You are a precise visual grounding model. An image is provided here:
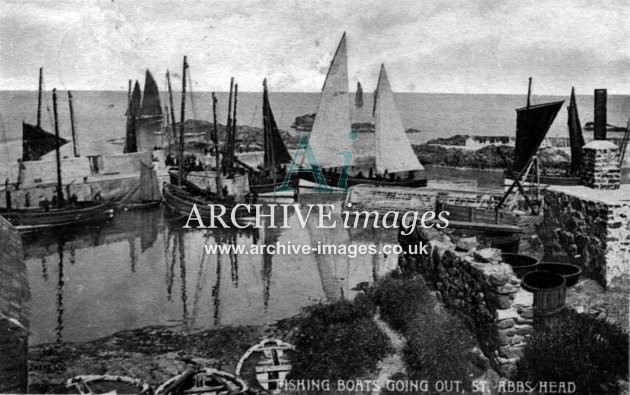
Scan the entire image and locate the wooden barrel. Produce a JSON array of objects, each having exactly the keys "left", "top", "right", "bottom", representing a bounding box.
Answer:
[{"left": 522, "top": 270, "right": 566, "bottom": 331}]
